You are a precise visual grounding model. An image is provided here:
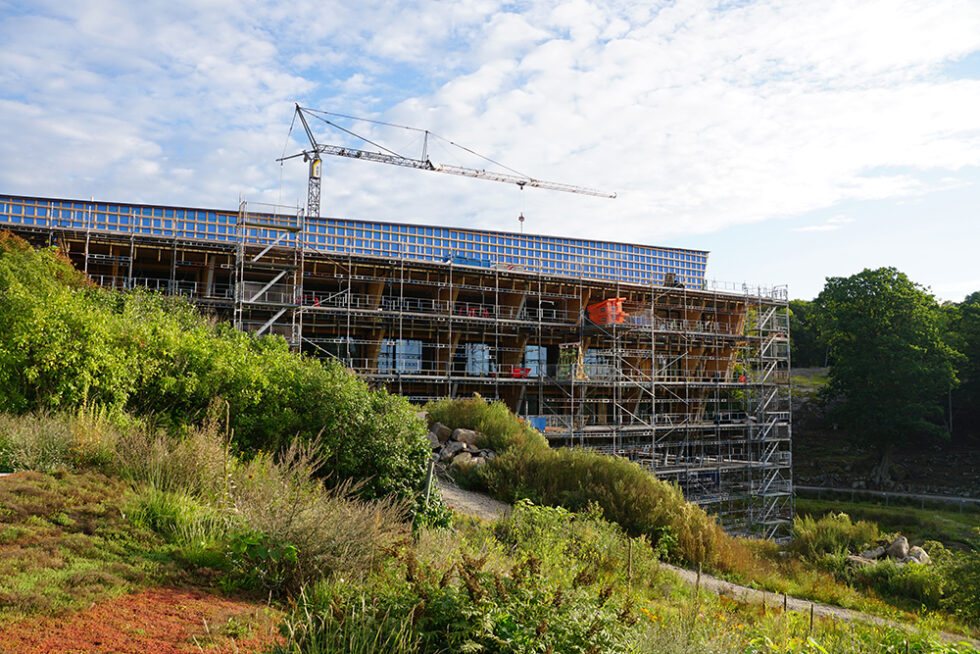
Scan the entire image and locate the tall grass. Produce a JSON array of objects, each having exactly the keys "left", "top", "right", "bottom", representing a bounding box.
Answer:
[
  {"left": 424, "top": 395, "right": 547, "bottom": 454},
  {"left": 1, "top": 406, "right": 412, "bottom": 597},
  {"left": 275, "top": 591, "right": 420, "bottom": 654},
  {"left": 423, "top": 395, "right": 737, "bottom": 568},
  {"left": 790, "top": 512, "right": 883, "bottom": 558},
  {"left": 229, "top": 439, "right": 410, "bottom": 594},
  {"left": 0, "top": 405, "right": 128, "bottom": 472}
]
